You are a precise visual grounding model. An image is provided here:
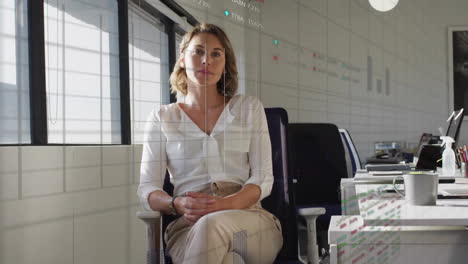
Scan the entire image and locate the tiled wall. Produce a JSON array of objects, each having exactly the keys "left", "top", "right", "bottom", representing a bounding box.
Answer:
[
  {"left": 0, "top": 146, "right": 146, "bottom": 264},
  {"left": 175, "top": 0, "right": 468, "bottom": 159}
]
